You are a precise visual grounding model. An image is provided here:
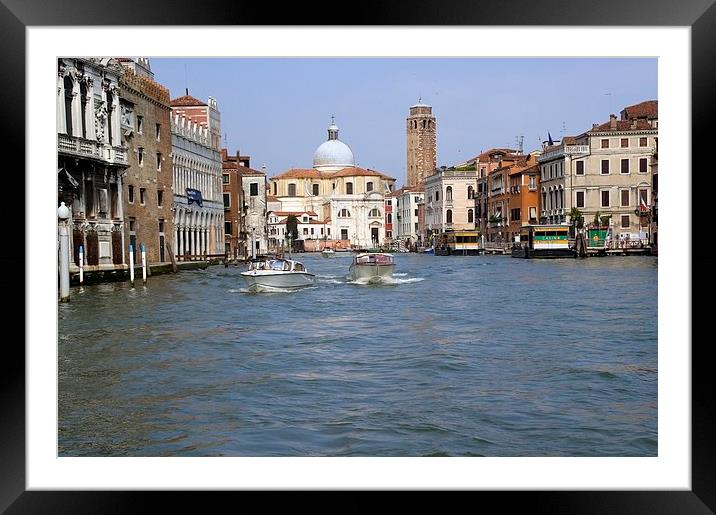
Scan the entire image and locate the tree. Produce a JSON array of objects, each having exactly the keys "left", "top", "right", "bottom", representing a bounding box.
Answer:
[
  {"left": 569, "top": 207, "right": 583, "bottom": 228},
  {"left": 285, "top": 215, "right": 299, "bottom": 241},
  {"left": 600, "top": 215, "right": 612, "bottom": 227}
]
